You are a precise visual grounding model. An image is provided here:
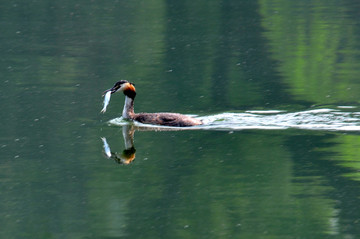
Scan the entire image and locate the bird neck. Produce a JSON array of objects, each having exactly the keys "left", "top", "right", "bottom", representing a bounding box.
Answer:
[{"left": 122, "top": 95, "right": 135, "bottom": 119}]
